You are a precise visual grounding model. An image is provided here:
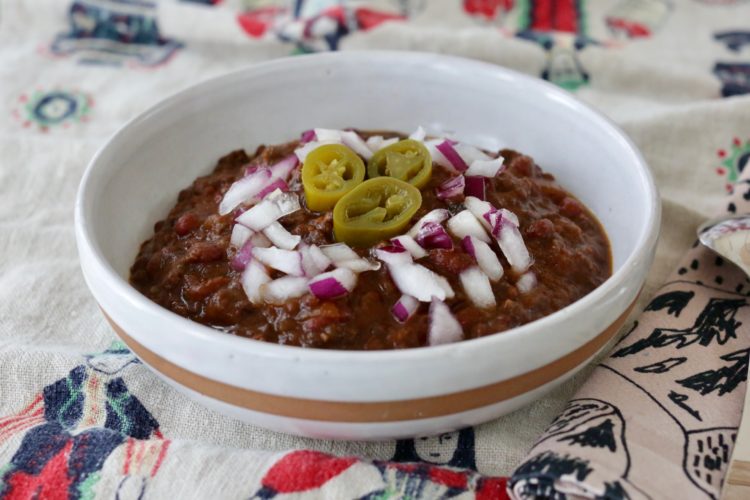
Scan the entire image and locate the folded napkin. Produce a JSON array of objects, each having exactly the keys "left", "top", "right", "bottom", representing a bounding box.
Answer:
[{"left": 510, "top": 176, "right": 750, "bottom": 498}]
